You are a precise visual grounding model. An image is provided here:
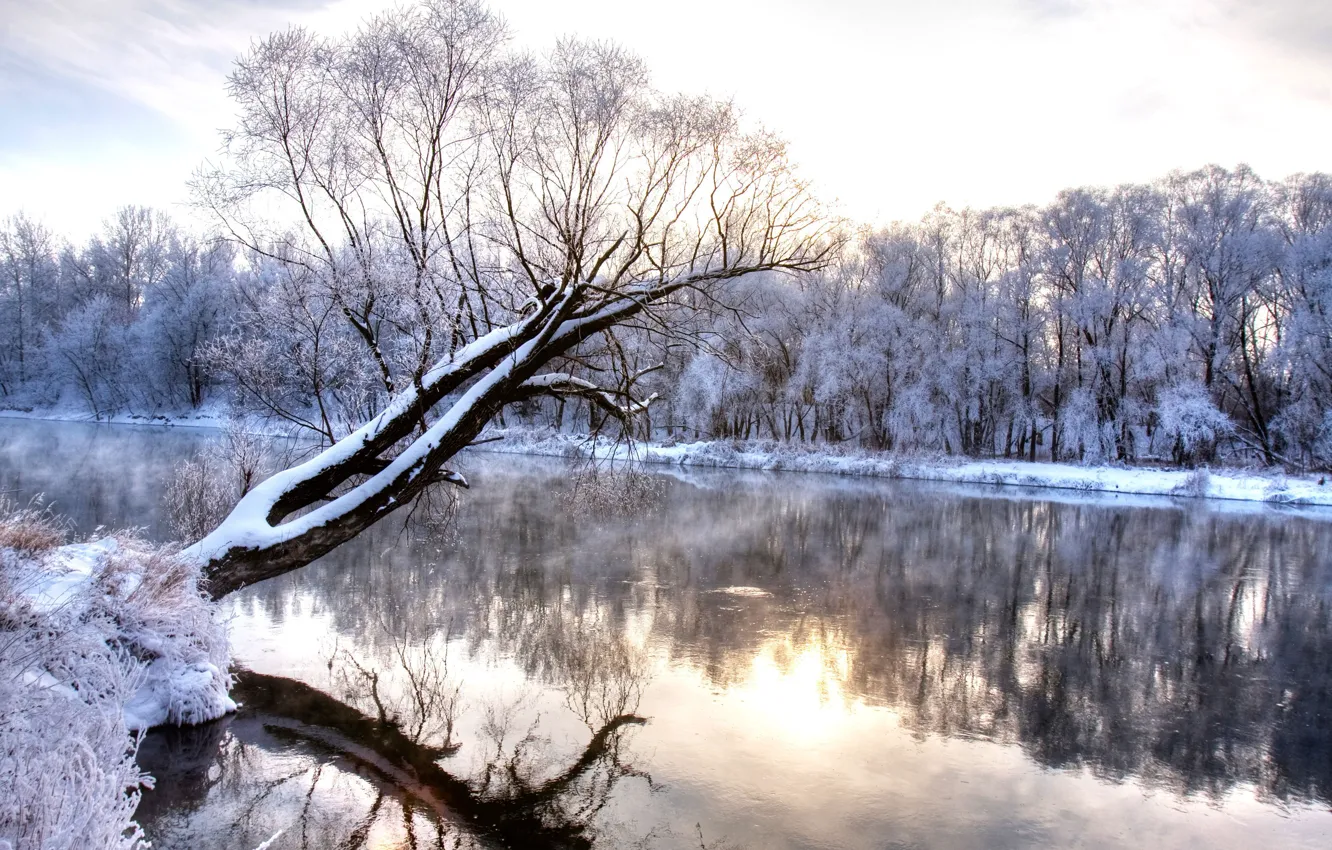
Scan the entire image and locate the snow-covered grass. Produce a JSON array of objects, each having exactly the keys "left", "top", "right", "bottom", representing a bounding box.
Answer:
[
  {"left": 0, "top": 501, "right": 234, "bottom": 850},
  {"left": 474, "top": 428, "right": 1332, "bottom": 508}
]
